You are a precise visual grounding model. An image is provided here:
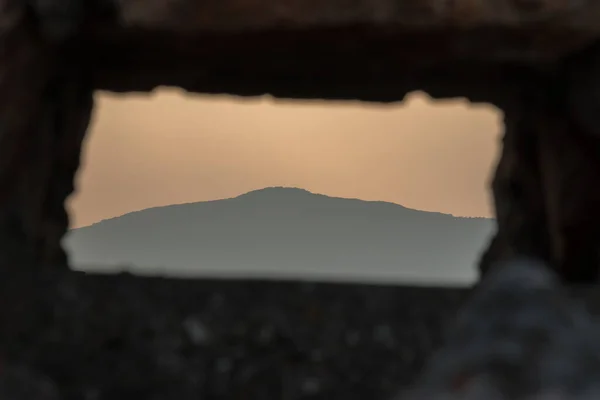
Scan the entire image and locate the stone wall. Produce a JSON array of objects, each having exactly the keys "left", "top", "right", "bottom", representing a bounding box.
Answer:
[
  {"left": 3, "top": 0, "right": 600, "bottom": 398},
  {"left": 2, "top": 0, "right": 599, "bottom": 280}
]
